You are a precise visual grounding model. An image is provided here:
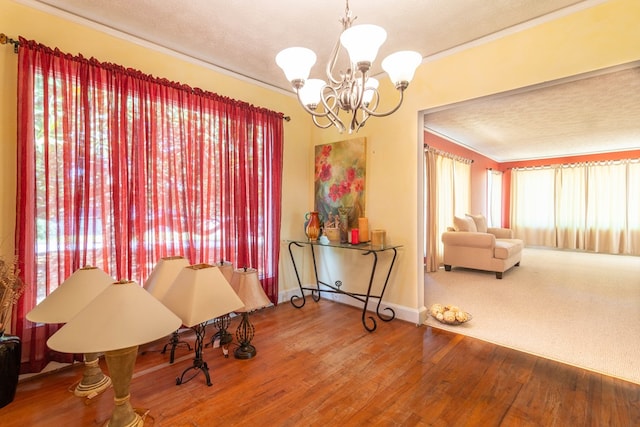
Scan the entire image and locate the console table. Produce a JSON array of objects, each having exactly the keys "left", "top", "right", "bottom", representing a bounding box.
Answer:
[{"left": 287, "top": 240, "right": 401, "bottom": 332}]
